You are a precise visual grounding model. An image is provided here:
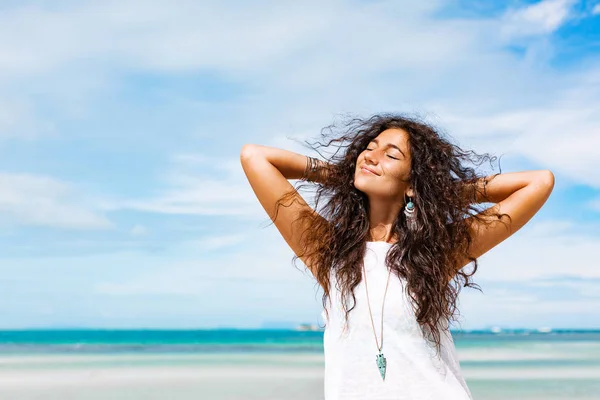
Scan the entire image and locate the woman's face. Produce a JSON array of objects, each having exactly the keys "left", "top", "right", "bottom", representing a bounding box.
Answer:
[{"left": 353, "top": 128, "right": 413, "bottom": 199}]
